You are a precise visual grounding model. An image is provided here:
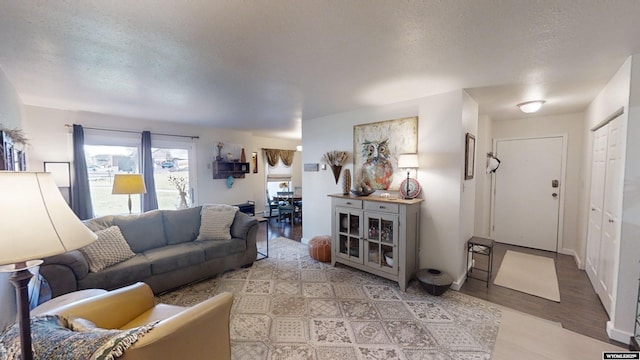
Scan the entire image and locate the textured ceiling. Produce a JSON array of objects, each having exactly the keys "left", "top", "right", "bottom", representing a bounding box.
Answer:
[{"left": 1, "top": 1, "right": 640, "bottom": 139}]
